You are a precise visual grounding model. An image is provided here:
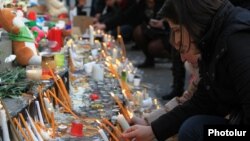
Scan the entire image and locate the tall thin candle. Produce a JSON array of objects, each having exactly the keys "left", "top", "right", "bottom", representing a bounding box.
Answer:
[
  {"left": 35, "top": 101, "right": 45, "bottom": 126},
  {"left": 1, "top": 109, "right": 10, "bottom": 141}
]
